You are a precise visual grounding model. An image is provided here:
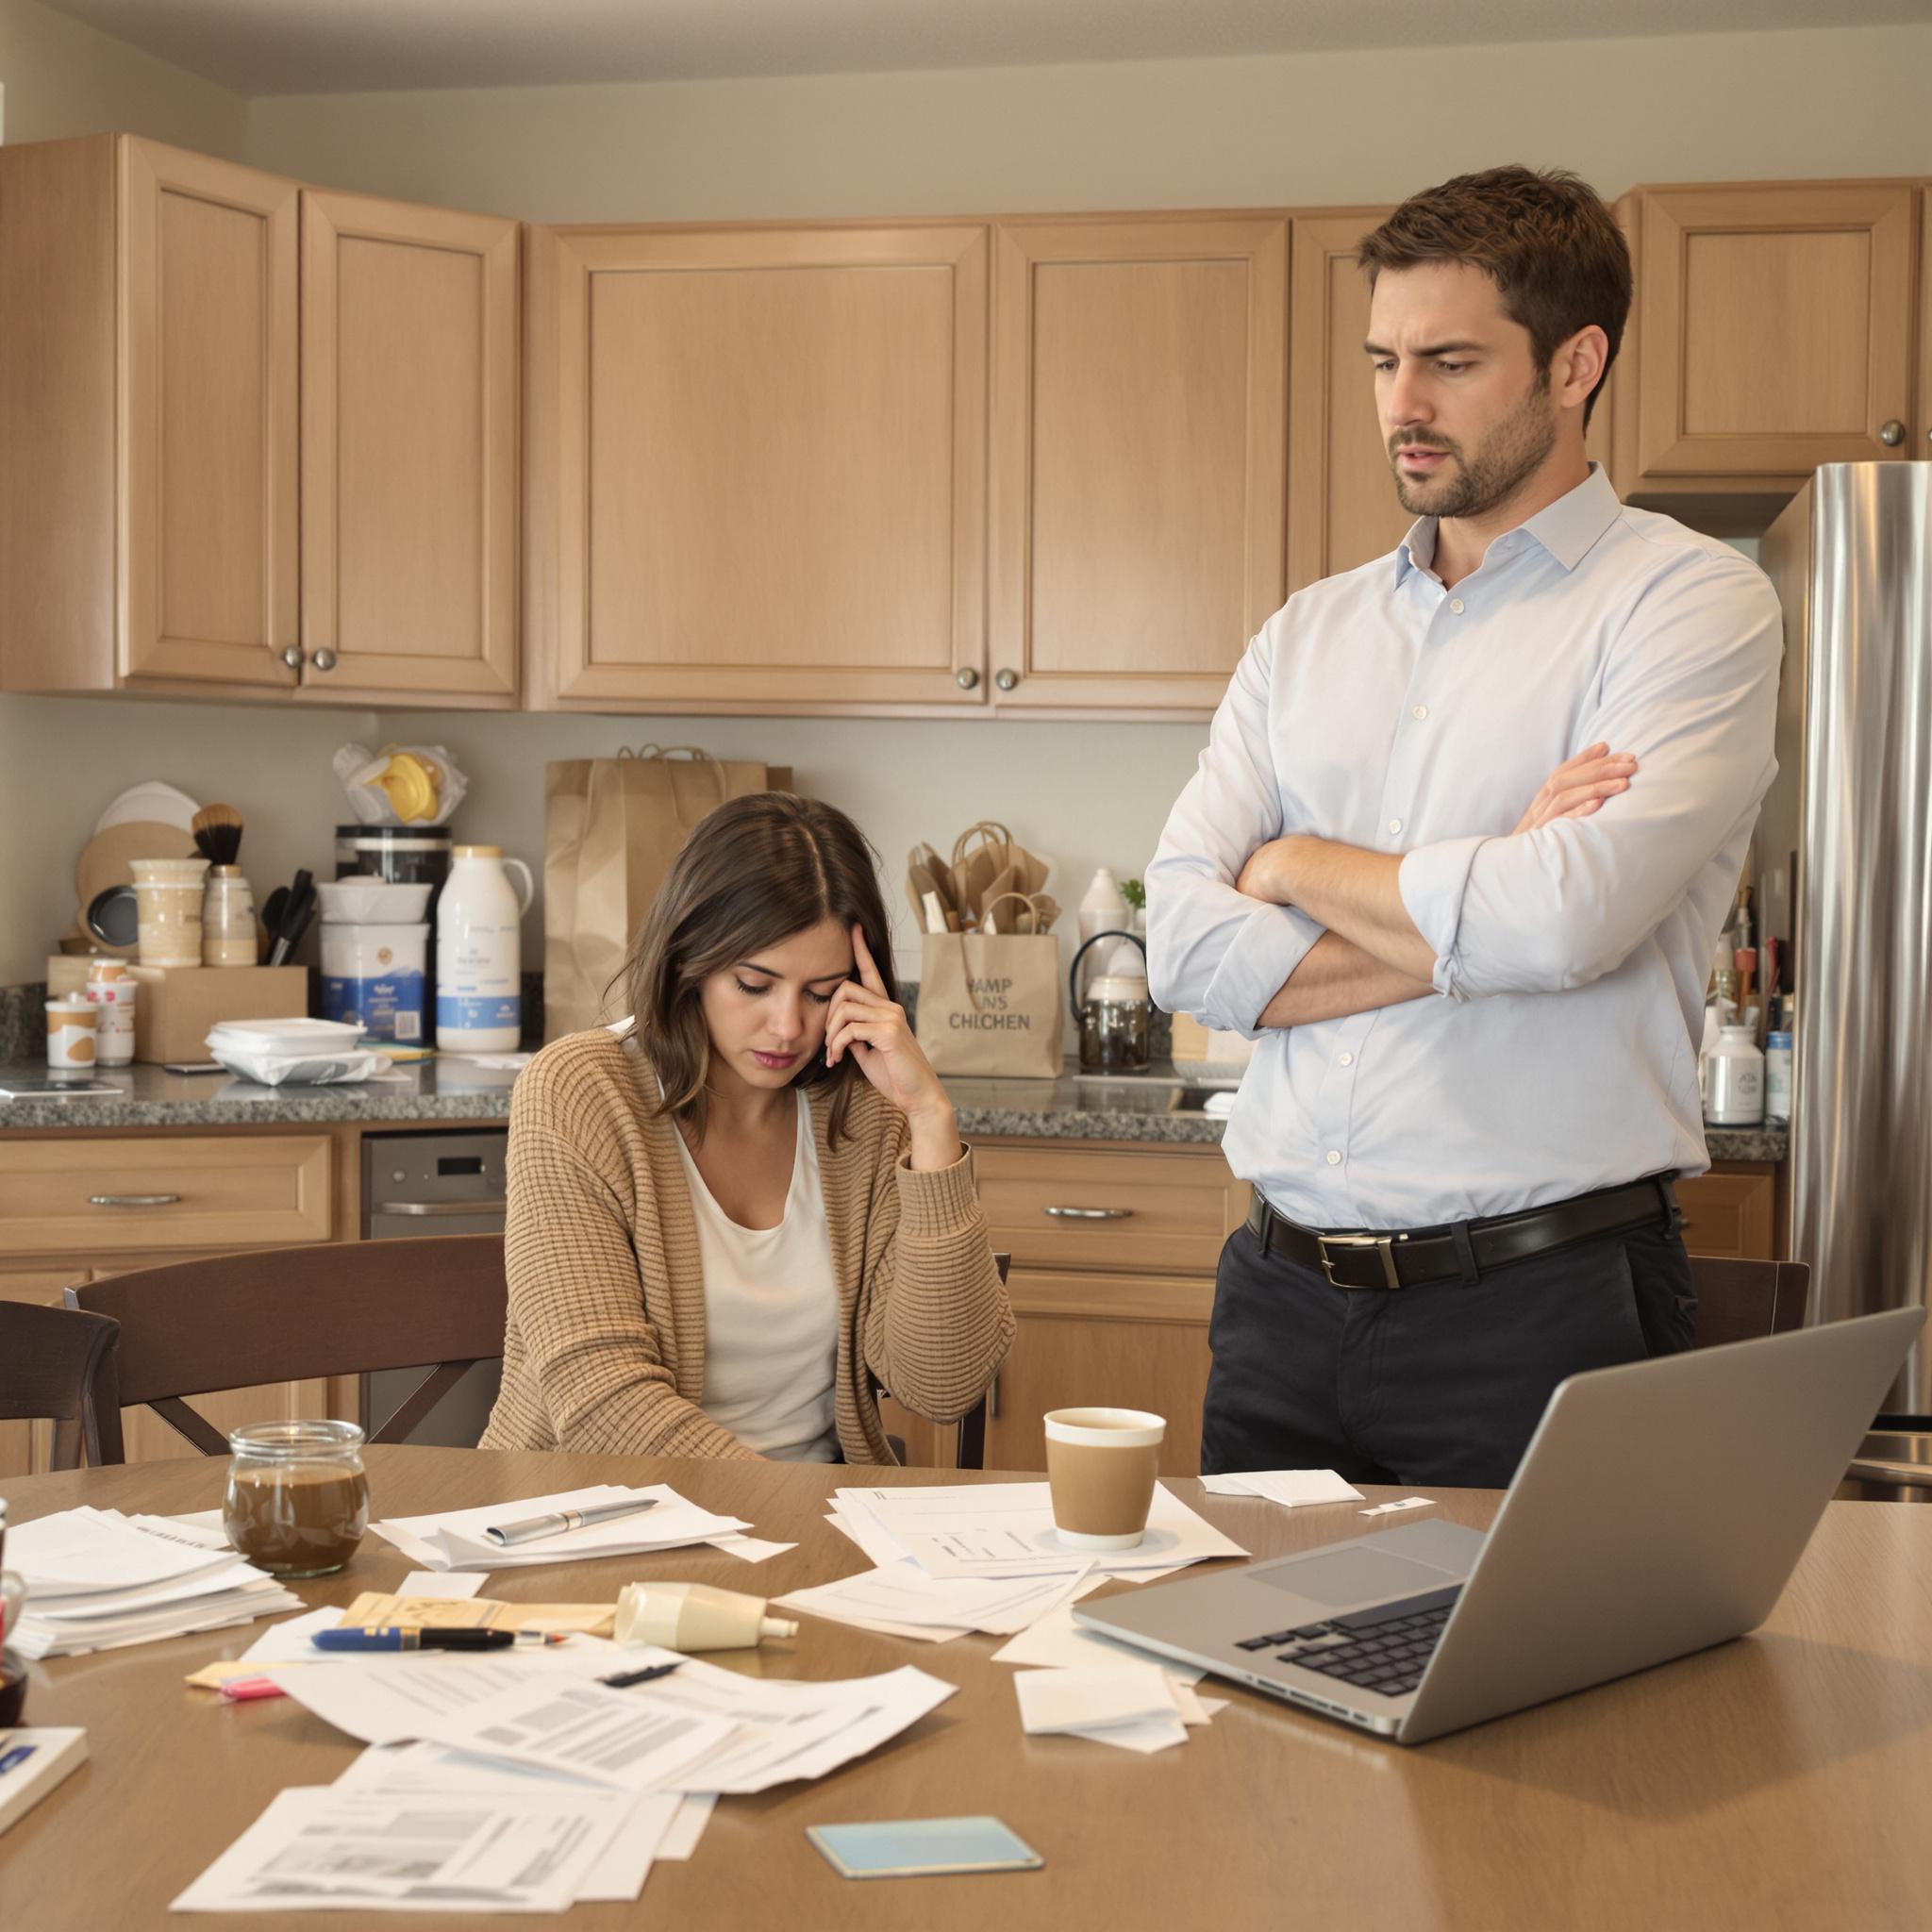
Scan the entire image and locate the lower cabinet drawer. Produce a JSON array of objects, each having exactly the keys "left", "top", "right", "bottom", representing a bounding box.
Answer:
[
  {"left": 1676, "top": 1168, "right": 1776, "bottom": 1260},
  {"left": 974, "top": 1143, "right": 1248, "bottom": 1274},
  {"left": 0, "top": 1135, "right": 332, "bottom": 1255}
]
